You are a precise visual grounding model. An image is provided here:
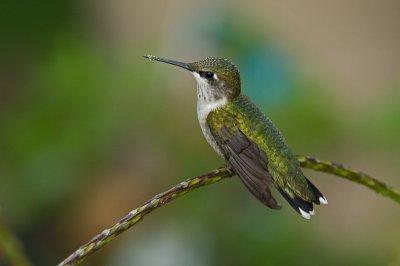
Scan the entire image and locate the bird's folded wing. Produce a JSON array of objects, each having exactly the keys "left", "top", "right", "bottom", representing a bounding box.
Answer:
[{"left": 212, "top": 126, "right": 281, "bottom": 209}]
